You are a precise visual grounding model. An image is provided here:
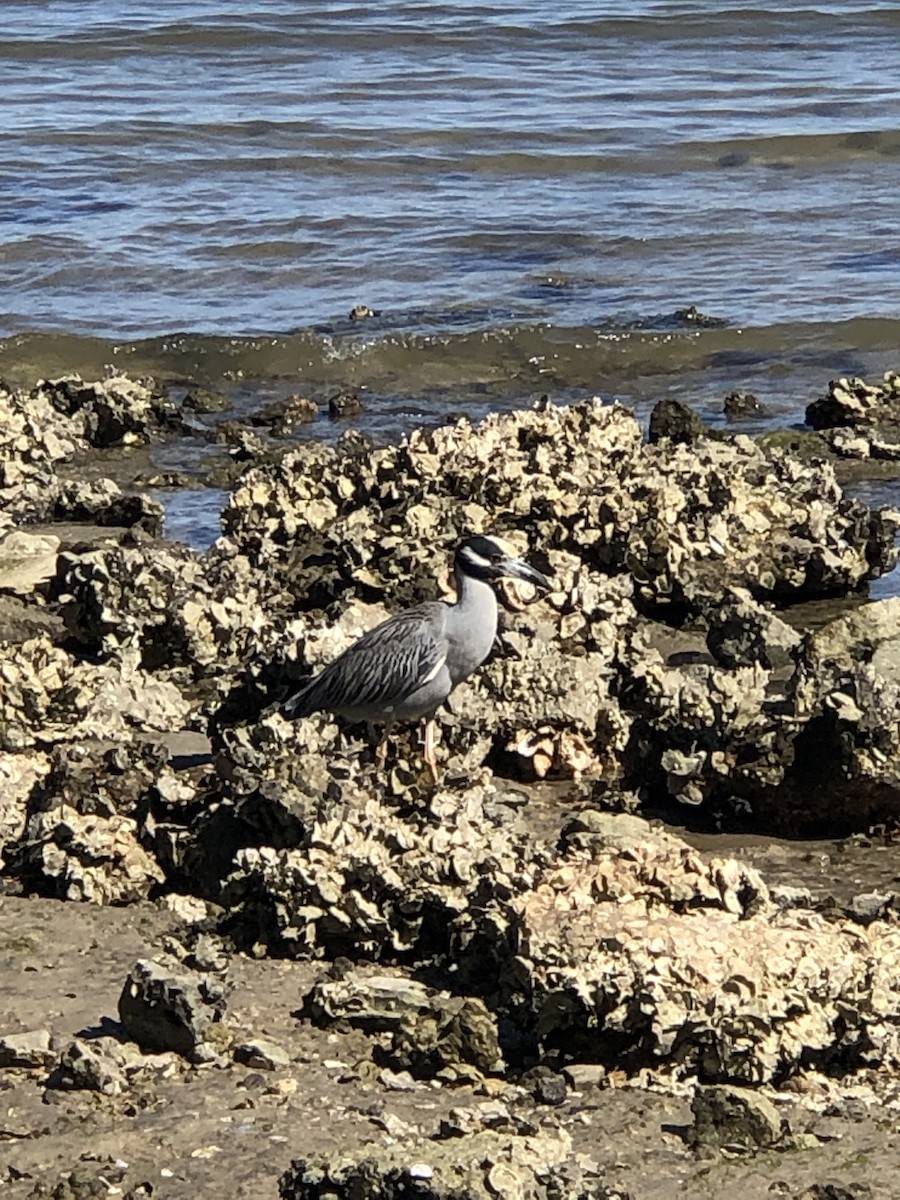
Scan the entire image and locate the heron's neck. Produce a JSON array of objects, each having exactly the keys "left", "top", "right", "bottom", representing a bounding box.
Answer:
[
  {"left": 448, "top": 563, "right": 498, "bottom": 681},
  {"left": 453, "top": 563, "right": 497, "bottom": 619}
]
